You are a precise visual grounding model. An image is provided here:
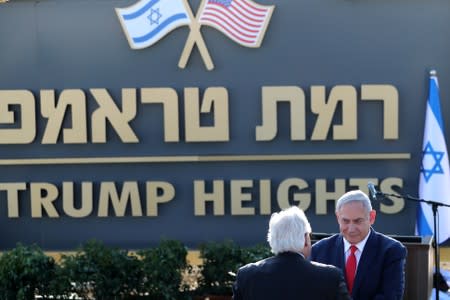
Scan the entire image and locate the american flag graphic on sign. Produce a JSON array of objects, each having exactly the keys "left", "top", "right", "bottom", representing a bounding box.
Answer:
[{"left": 199, "top": 0, "right": 274, "bottom": 47}]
